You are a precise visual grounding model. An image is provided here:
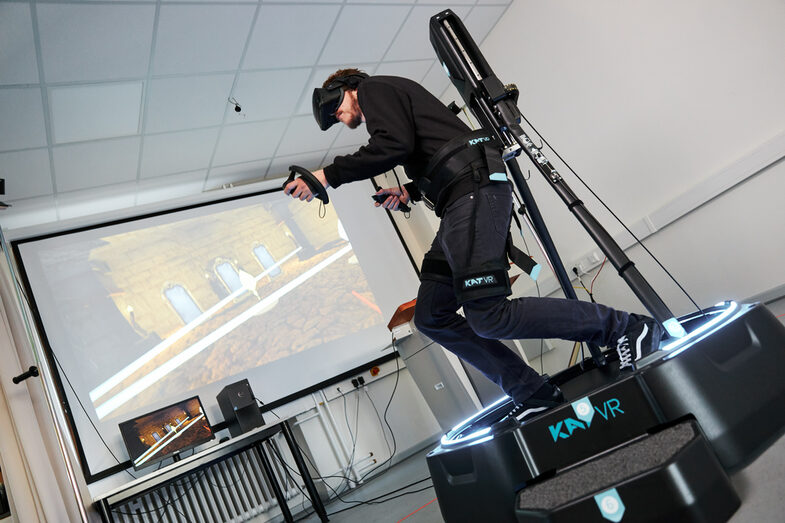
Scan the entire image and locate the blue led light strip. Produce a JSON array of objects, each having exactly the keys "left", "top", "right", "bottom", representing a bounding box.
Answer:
[
  {"left": 441, "top": 395, "right": 509, "bottom": 446},
  {"left": 662, "top": 301, "right": 740, "bottom": 360}
]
